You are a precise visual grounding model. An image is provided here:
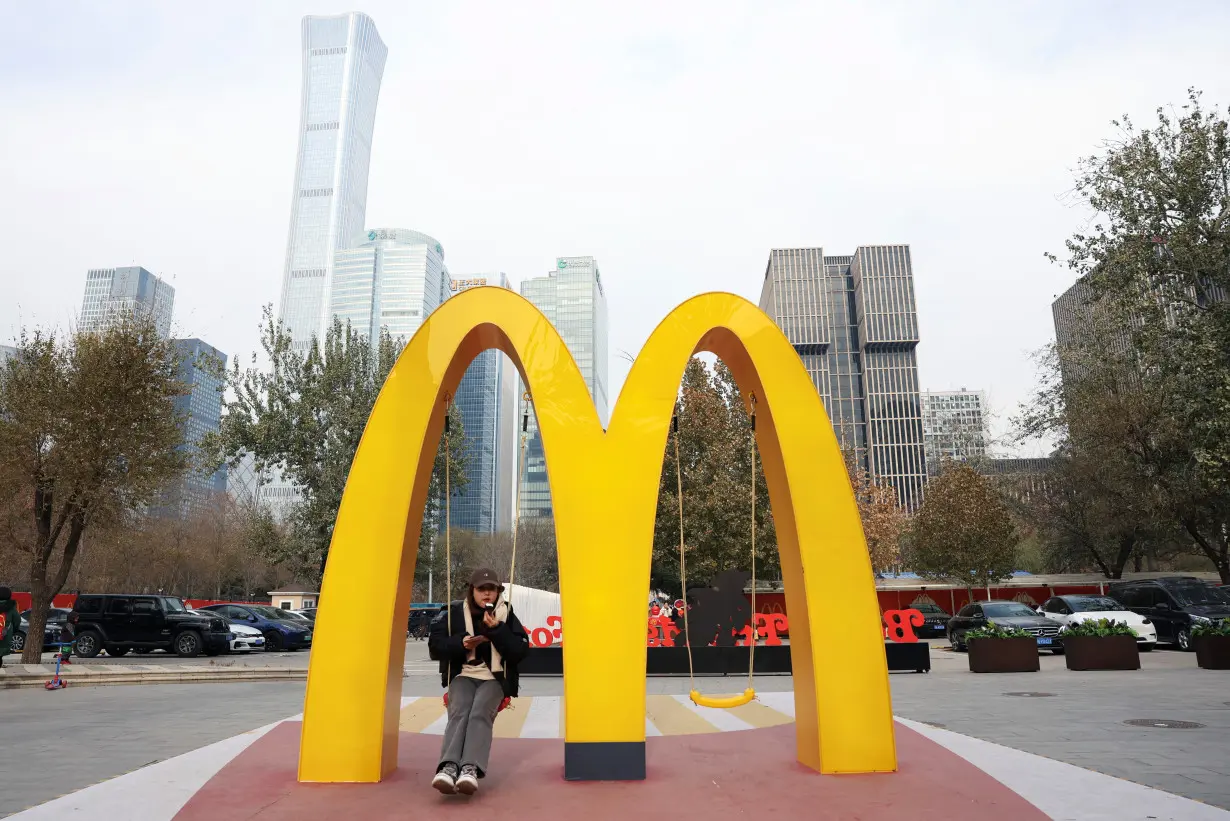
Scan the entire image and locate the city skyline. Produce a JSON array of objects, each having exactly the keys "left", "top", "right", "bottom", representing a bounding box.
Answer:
[
  {"left": 277, "top": 12, "right": 387, "bottom": 353},
  {"left": 759, "top": 246, "right": 928, "bottom": 509},
  {"left": 518, "top": 257, "right": 610, "bottom": 520}
]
